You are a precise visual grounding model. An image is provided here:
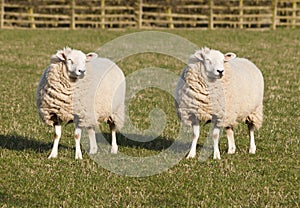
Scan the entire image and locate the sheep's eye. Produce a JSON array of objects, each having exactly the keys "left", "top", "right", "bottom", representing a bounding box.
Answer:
[{"left": 206, "top": 59, "right": 212, "bottom": 64}]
